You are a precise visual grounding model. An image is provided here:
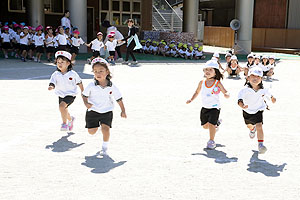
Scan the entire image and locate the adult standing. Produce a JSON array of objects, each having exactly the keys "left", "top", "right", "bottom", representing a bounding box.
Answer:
[
  {"left": 102, "top": 20, "right": 125, "bottom": 62},
  {"left": 61, "top": 10, "right": 71, "bottom": 31},
  {"left": 121, "top": 19, "right": 142, "bottom": 65}
]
